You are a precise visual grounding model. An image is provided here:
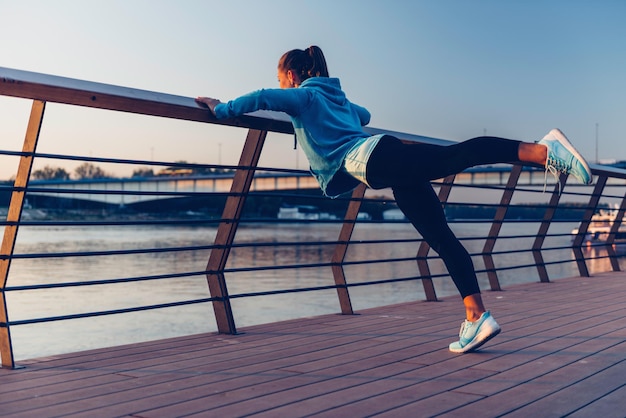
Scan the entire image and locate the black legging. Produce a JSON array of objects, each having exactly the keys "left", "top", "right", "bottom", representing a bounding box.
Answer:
[{"left": 365, "top": 135, "right": 521, "bottom": 298}]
